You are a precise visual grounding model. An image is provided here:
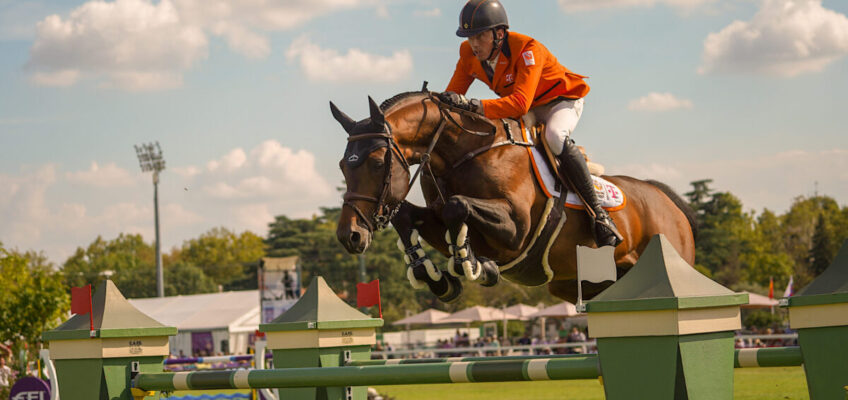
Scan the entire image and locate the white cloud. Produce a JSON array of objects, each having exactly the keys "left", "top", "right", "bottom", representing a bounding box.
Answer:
[
  {"left": 26, "top": 0, "right": 377, "bottom": 90},
  {"left": 608, "top": 148, "right": 848, "bottom": 213},
  {"left": 627, "top": 92, "right": 693, "bottom": 112},
  {"left": 27, "top": 0, "right": 208, "bottom": 91},
  {"left": 558, "top": 0, "right": 714, "bottom": 13},
  {"left": 699, "top": 0, "right": 848, "bottom": 77},
  {"left": 413, "top": 8, "right": 441, "bottom": 17},
  {"left": 376, "top": 4, "right": 390, "bottom": 19},
  {"left": 286, "top": 35, "right": 413, "bottom": 83},
  {"left": 65, "top": 162, "right": 135, "bottom": 187},
  {"left": 0, "top": 141, "right": 336, "bottom": 263}
]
